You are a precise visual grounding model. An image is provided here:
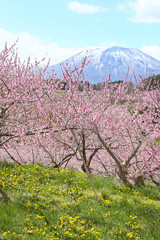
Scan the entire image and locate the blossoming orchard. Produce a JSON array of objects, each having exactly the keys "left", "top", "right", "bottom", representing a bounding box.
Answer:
[{"left": 0, "top": 43, "right": 160, "bottom": 187}]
